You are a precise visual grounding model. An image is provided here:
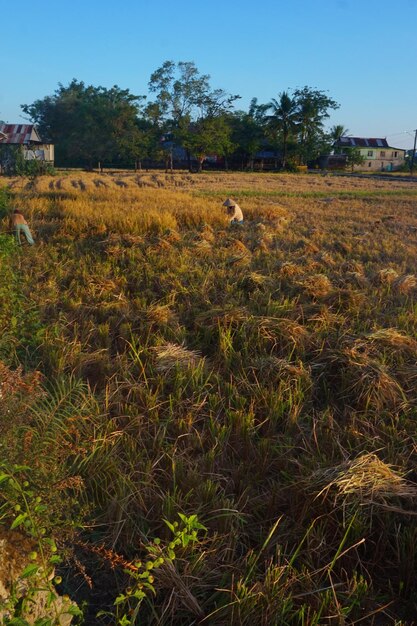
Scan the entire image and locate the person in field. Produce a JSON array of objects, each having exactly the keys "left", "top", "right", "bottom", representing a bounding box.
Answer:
[
  {"left": 9, "top": 209, "right": 35, "bottom": 246},
  {"left": 223, "top": 198, "right": 244, "bottom": 225}
]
